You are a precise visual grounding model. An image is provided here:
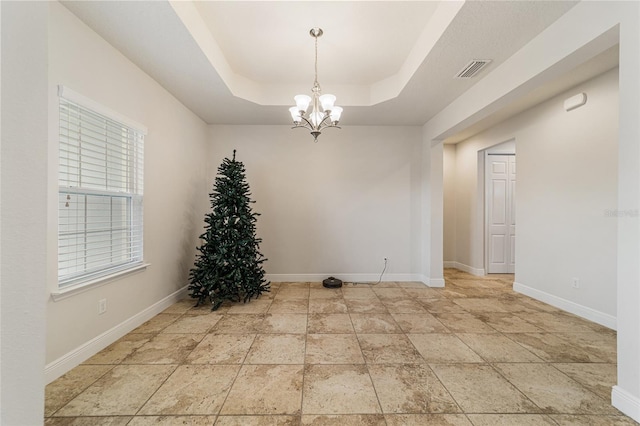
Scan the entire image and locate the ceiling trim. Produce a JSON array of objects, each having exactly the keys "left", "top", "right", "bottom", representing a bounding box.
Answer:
[
  {"left": 370, "top": 1, "right": 464, "bottom": 105},
  {"left": 169, "top": 0, "right": 464, "bottom": 107},
  {"left": 169, "top": 1, "right": 261, "bottom": 102}
]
